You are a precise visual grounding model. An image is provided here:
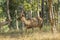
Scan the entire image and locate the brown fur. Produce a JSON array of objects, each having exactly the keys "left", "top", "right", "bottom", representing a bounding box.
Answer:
[{"left": 18, "top": 13, "right": 43, "bottom": 30}]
